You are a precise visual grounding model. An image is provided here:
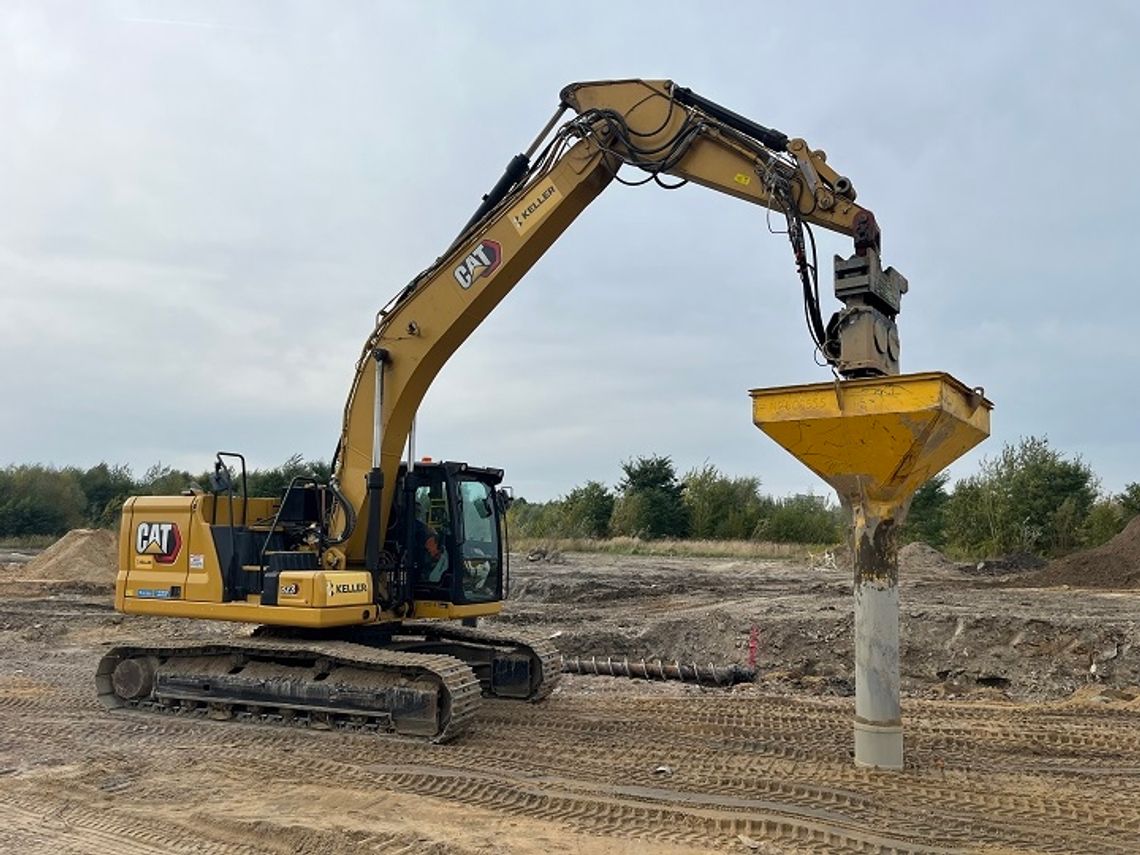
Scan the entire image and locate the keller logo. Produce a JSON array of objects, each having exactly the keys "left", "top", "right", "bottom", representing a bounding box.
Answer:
[
  {"left": 327, "top": 580, "right": 368, "bottom": 597},
  {"left": 453, "top": 240, "right": 502, "bottom": 289},
  {"left": 135, "top": 522, "right": 182, "bottom": 565},
  {"left": 508, "top": 179, "right": 560, "bottom": 236}
]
